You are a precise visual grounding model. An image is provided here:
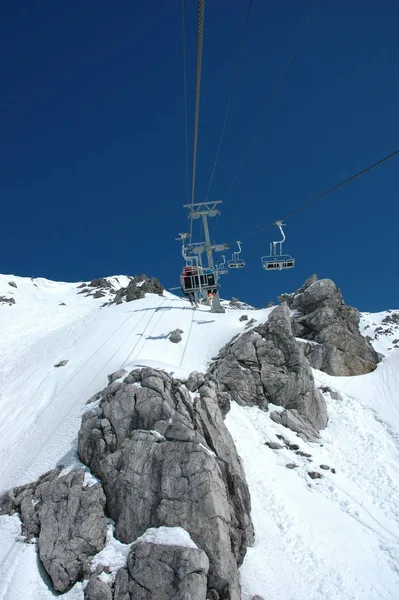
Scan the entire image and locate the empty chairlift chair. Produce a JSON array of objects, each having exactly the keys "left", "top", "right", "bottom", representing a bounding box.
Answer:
[
  {"left": 227, "top": 241, "right": 246, "bottom": 269},
  {"left": 216, "top": 255, "right": 228, "bottom": 276},
  {"left": 261, "top": 221, "right": 295, "bottom": 271}
]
